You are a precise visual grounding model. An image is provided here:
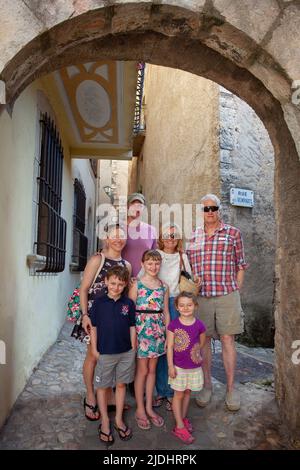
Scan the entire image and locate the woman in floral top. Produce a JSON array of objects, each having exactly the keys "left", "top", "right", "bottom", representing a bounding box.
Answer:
[
  {"left": 80, "top": 224, "right": 131, "bottom": 421},
  {"left": 129, "top": 250, "right": 170, "bottom": 430}
]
